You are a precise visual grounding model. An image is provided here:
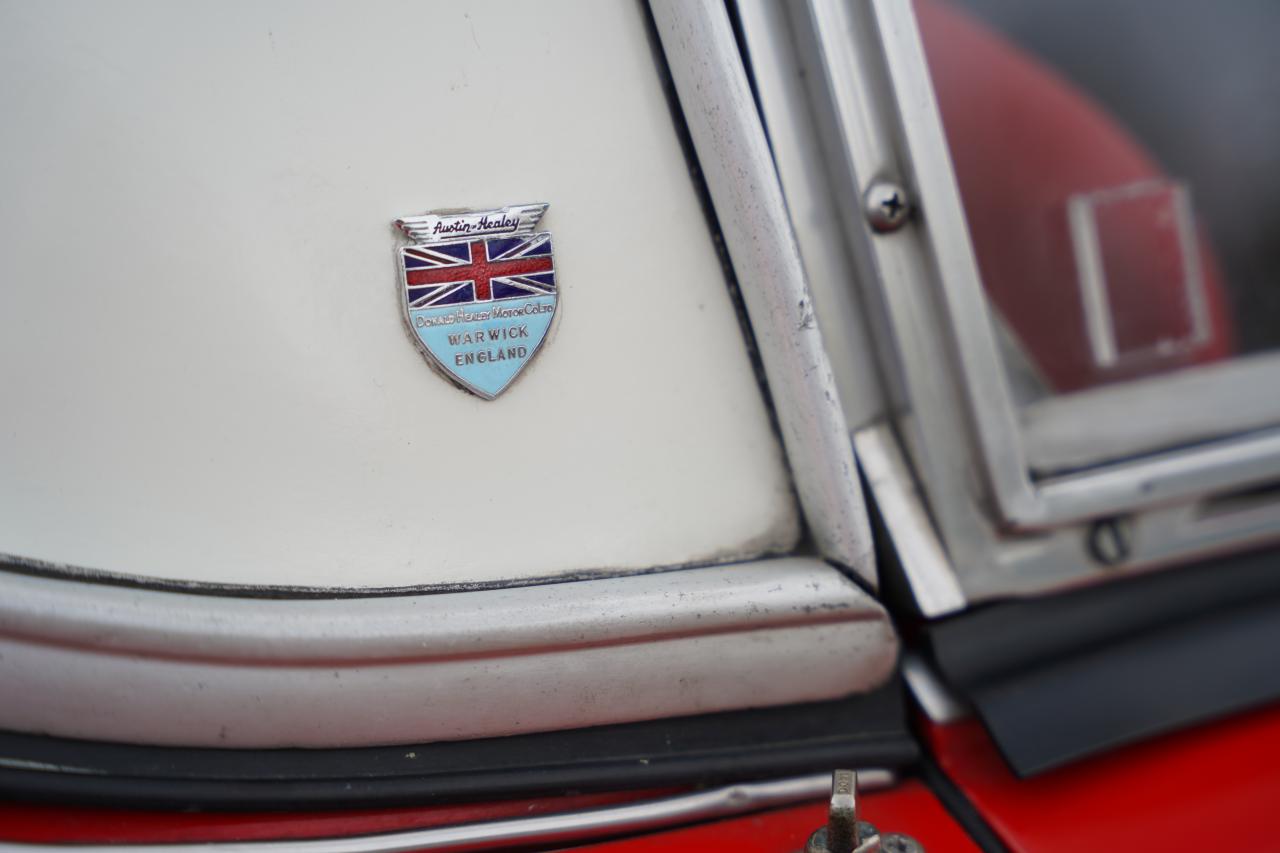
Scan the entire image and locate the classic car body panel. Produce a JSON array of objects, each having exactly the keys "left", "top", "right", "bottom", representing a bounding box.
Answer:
[{"left": 0, "top": 0, "right": 800, "bottom": 590}]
